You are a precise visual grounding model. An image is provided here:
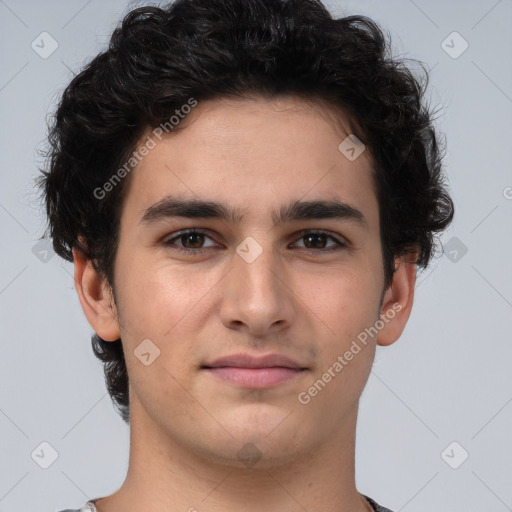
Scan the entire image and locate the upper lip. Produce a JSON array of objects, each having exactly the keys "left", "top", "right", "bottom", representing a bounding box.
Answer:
[{"left": 203, "top": 353, "right": 306, "bottom": 369}]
